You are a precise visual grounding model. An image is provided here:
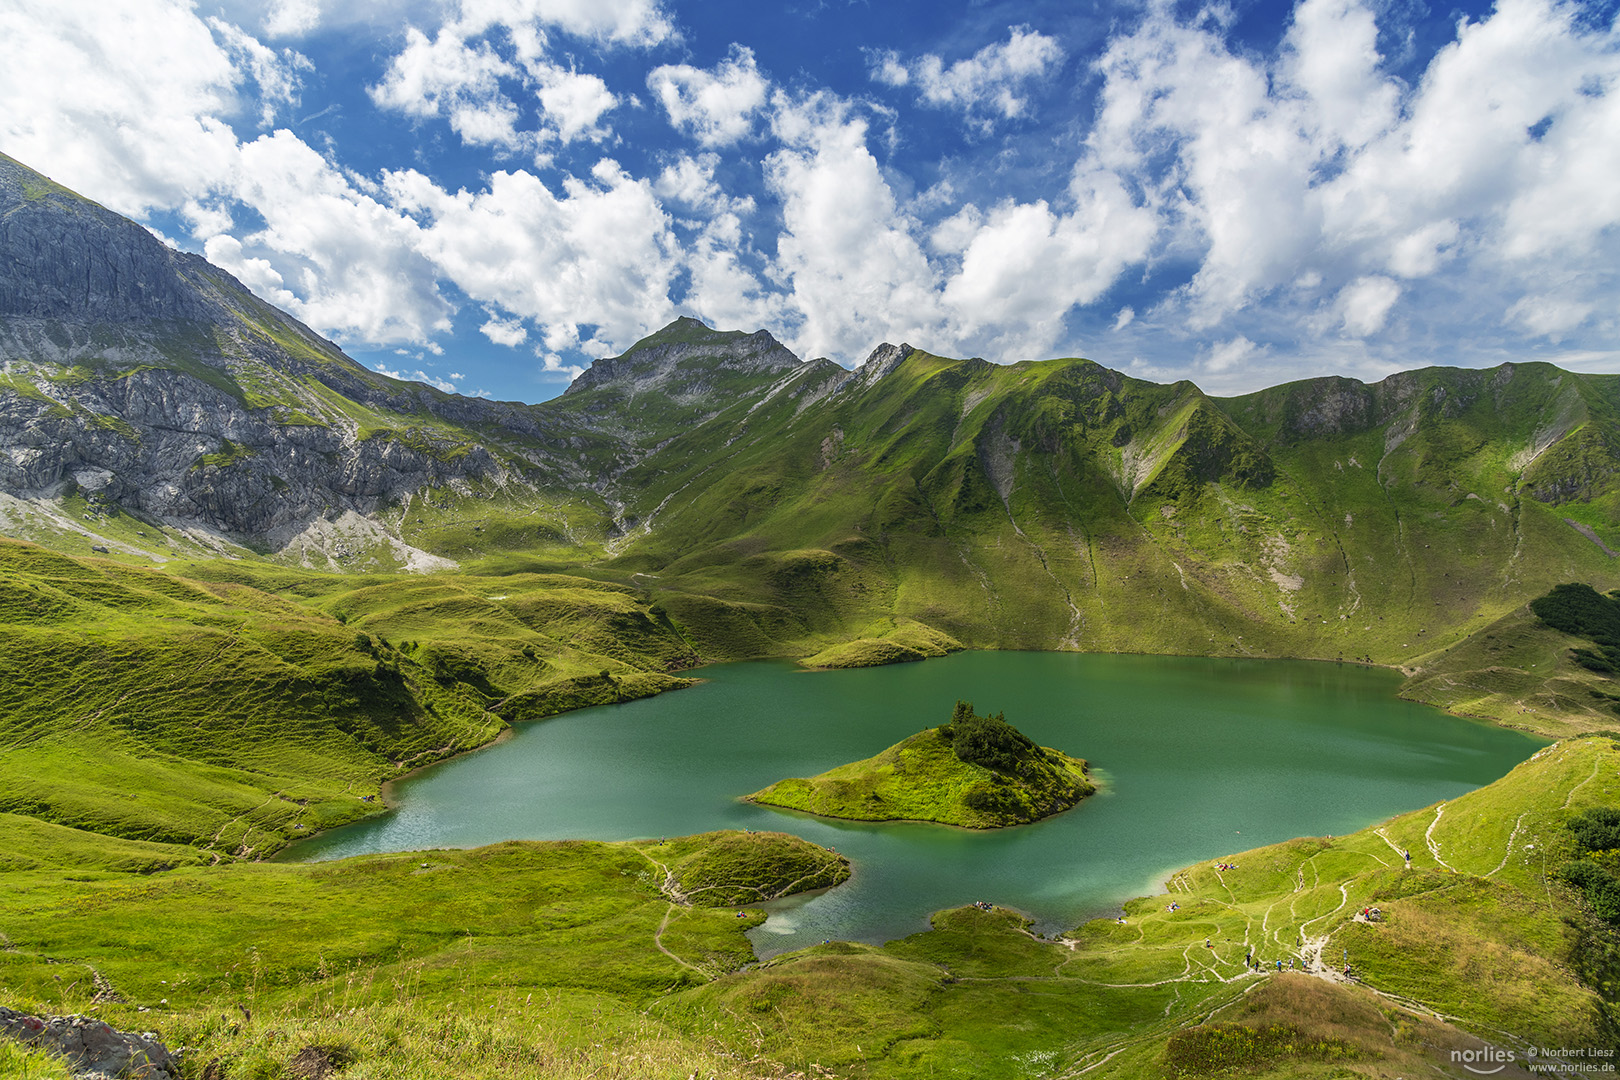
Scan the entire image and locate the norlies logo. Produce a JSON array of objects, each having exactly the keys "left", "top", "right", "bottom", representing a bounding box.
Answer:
[{"left": 1453, "top": 1047, "right": 1516, "bottom": 1075}]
